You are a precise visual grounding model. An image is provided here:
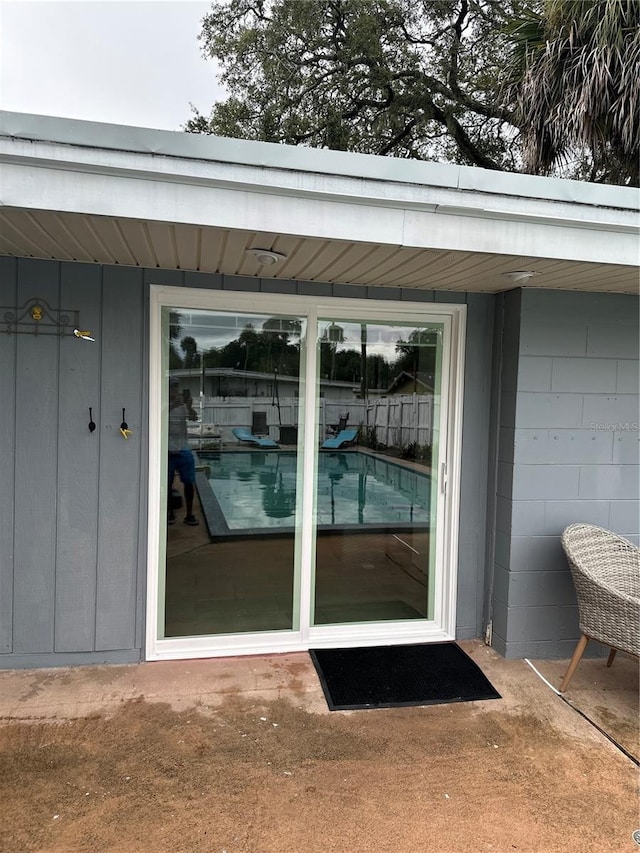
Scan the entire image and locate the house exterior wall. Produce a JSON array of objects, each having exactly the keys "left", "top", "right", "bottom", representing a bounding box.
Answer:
[
  {"left": 0, "top": 257, "right": 494, "bottom": 669},
  {"left": 493, "top": 289, "right": 640, "bottom": 659},
  {"left": 0, "top": 256, "right": 147, "bottom": 667}
]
